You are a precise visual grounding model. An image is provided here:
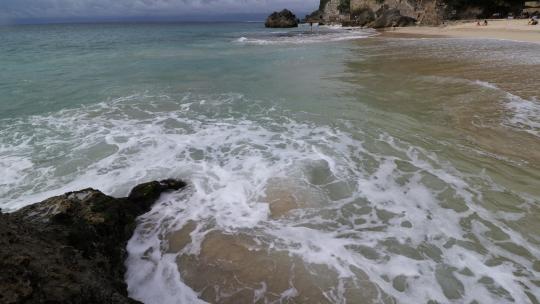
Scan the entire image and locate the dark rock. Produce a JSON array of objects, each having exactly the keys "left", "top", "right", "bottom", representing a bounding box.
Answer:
[
  {"left": 371, "top": 7, "right": 417, "bottom": 28},
  {"left": 345, "top": 7, "right": 376, "bottom": 27},
  {"left": 128, "top": 179, "right": 186, "bottom": 204},
  {"left": 303, "top": 9, "right": 324, "bottom": 23},
  {"left": 265, "top": 9, "right": 299, "bottom": 28},
  {"left": 0, "top": 179, "right": 186, "bottom": 304}
]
